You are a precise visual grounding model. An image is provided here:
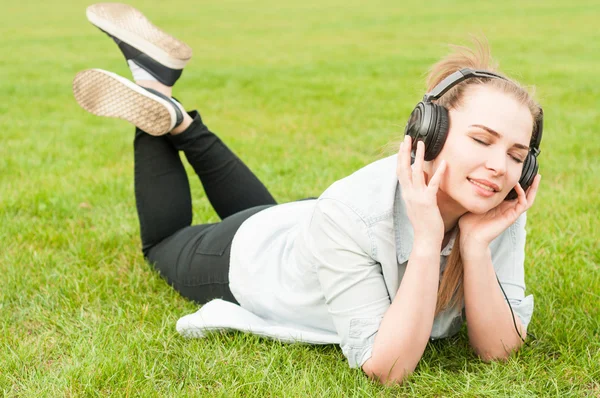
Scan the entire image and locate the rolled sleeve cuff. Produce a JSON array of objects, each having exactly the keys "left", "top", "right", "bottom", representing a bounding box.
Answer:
[
  {"left": 341, "top": 316, "right": 383, "bottom": 368},
  {"left": 508, "top": 294, "right": 534, "bottom": 330}
]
